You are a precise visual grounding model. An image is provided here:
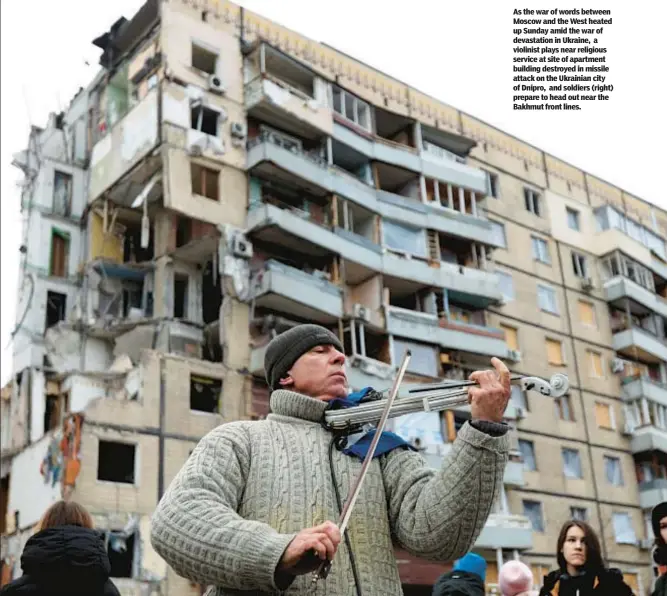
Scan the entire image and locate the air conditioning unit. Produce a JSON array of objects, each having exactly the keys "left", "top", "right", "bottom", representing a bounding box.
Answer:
[
  {"left": 622, "top": 422, "right": 634, "bottom": 437},
  {"left": 639, "top": 538, "right": 654, "bottom": 550},
  {"left": 581, "top": 277, "right": 594, "bottom": 291},
  {"left": 188, "top": 143, "right": 203, "bottom": 157},
  {"left": 353, "top": 303, "right": 371, "bottom": 323},
  {"left": 507, "top": 349, "right": 522, "bottom": 362},
  {"left": 610, "top": 358, "right": 625, "bottom": 374},
  {"left": 231, "top": 121, "right": 247, "bottom": 139},
  {"left": 208, "top": 74, "right": 225, "bottom": 95},
  {"left": 232, "top": 233, "right": 253, "bottom": 259}
]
